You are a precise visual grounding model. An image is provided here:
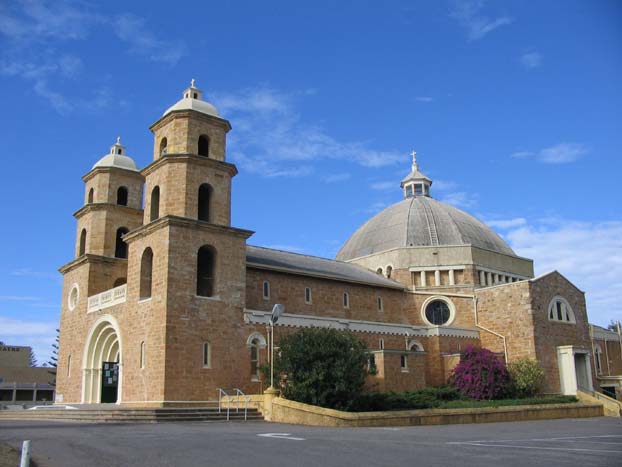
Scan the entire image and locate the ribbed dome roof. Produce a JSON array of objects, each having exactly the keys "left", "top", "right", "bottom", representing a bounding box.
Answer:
[{"left": 336, "top": 196, "right": 515, "bottom": 261}]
